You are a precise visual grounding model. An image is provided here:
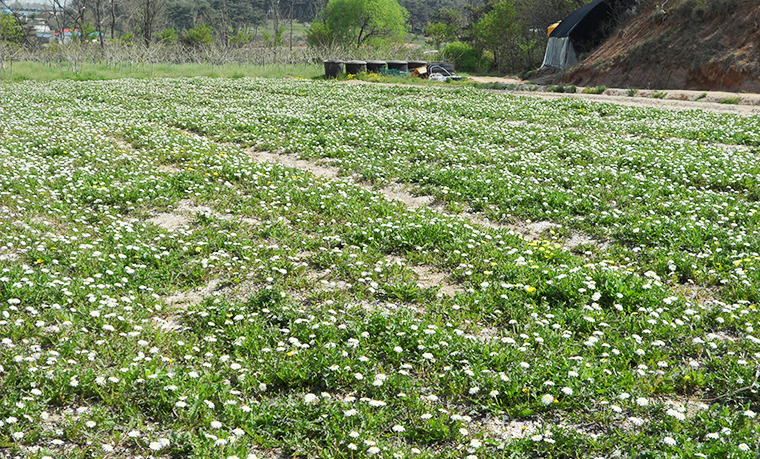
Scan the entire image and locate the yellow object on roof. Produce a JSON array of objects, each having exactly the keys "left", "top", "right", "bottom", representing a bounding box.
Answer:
[{"left": 548, "top": 21, "right": 561, "bottom": 37}]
